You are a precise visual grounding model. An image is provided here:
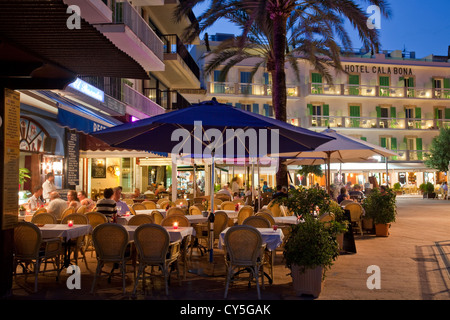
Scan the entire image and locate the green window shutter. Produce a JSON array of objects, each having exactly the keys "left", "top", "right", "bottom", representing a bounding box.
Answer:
[
  {"left": 349, "top": 106, "right": 360, "bottom": 117},
  {"left": 361, "top": 137, "right": 367, "bottom": 141},
  {"left": 311, "top": 73, "right": 322, "bottom": 83},
  {"left": 391, "top": 138, "right": 397, "bottom": 150},
  {"left": 349, "top": 75, "right": 359, "bottom": 85},
  {"left": 235, "top": 103, "right": 242, "bottom": 110},
  {"left": 415, "top": 107, "right": 421, "bottom": 119},
  {"left": 379, "top": 76, "right": 390, "bottom": 86},
  {"left": 376, "top": 106, "right": 381, "bottom": 118},
  {"left": 445, "top": 108, "right": 450, "bottom": 120},
  {"left": 240, "top": 72, "right": 252, "bottom": 83},
  {"left": 444, "top": 79, "right": 450, "bottom": 89},
  {"left": 323, "top": 105, "right": 329, "bottom": 116},
  {"left": 263, "top": 104, "right": 269, "bottom": 116},
  {"left": 416, "top": 138, "right": 423, "bottom": 160},
  {"left": 252, "top": 103, "right": 259, "bottom": 114},
  {"left": 390, "top": 107, "right": 396, "bottom": 118},
  {"left": 307, "top": 104, "right": 313, "bottom": 115},
  {"left": 408, "top": 78, "right": 415, "bottom": 87},
  {"left": 435, "top": 108, "right": 440, "bottom": 119},
  {"left": 380, "top": 137, "right": 387, "bottom": 148}
]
